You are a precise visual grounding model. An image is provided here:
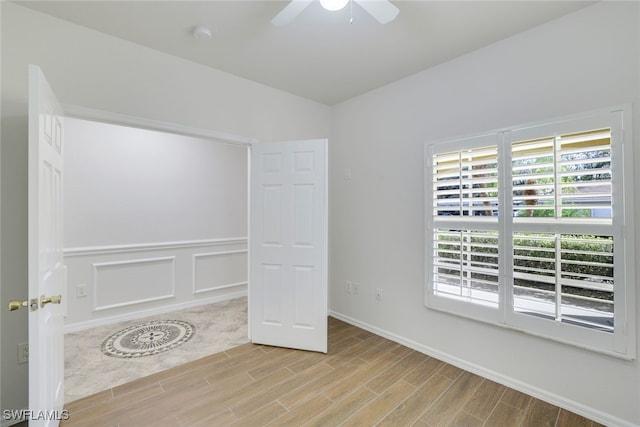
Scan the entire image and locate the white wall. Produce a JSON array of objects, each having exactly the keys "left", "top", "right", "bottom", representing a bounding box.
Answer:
[
  {"left": 64, "top": 118, "right": 247, "bottom": 247},
  {"left": 63, "top": 118, "right": 248, "bottom": 330},
  {"left": 329, "top": 2, "right": 640, "bottom": 426},
  {"left": 0, "top": 2, "right": 330, "bottom": 418}
]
